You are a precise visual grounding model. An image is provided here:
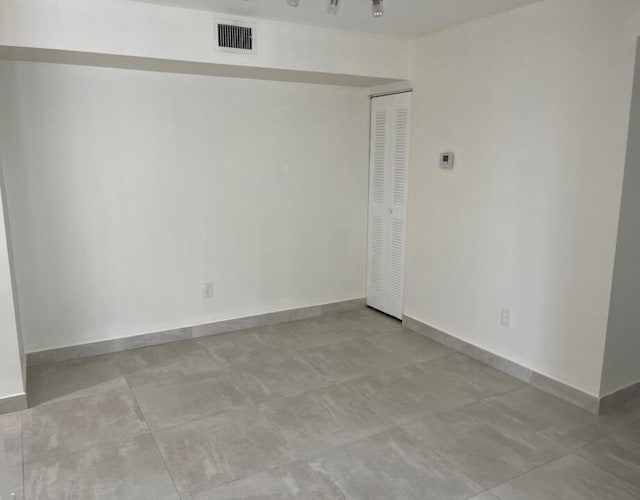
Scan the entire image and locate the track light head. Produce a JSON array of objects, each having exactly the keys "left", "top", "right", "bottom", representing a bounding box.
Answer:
[
  {"left": 327, "top": 0, "right": 339, "bottom": 15},
  {"left": 372, "top": 0, "right": 383, "bottom": 17},
  {"left": 287, "top": 0, "right": 300, "bottom": 6}
]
